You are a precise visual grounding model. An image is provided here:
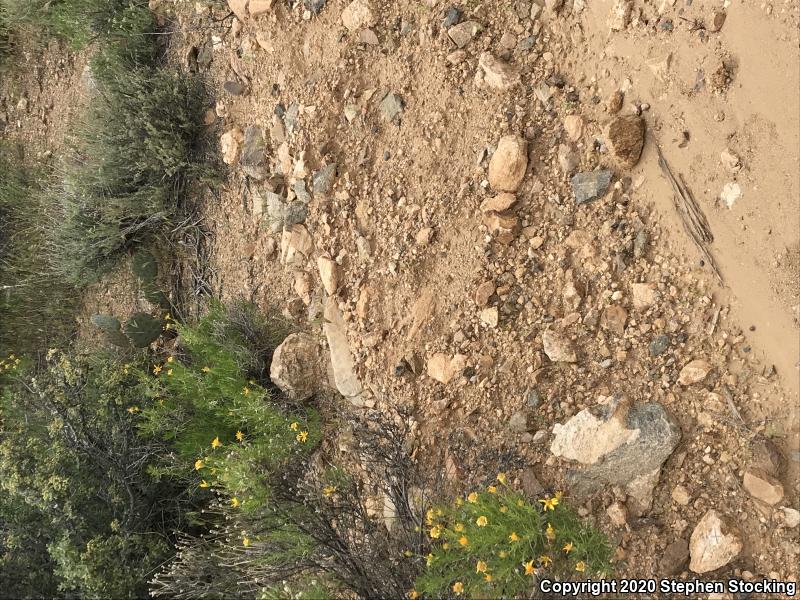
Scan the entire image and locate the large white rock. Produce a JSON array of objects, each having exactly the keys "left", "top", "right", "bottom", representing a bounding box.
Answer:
[
  {"left": 550, "top": 396, "right": 681, "bottom": 514},
  {"left": 270, "top": 333, "right": 321, "bottom": 401},
  {"left": 542, "top": 329, "right": 578, "bottom": 363},
  {"left": 689, "top": 510, "right": 742, "bottom": 573},
  {"left": 341, "top": 0, "right": 375, "bottom": 31},
  {"left": 477, "top": 53, "right": 522, "bottom": 91}
]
